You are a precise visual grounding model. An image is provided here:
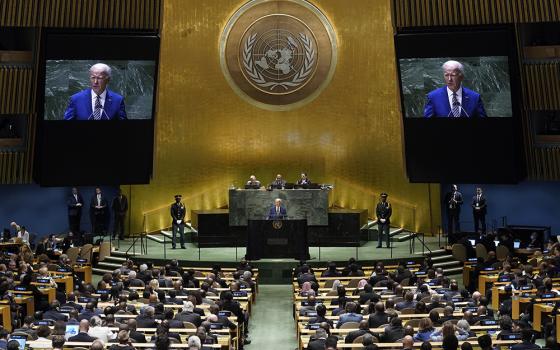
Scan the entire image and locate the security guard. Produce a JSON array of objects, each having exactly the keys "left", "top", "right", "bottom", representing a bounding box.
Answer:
[
  {"left": 376, "top": 192, "right": 392, "bottom": 248},
  {"left": 170, "top": 194, "right": 186, "bottom": 249}
]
